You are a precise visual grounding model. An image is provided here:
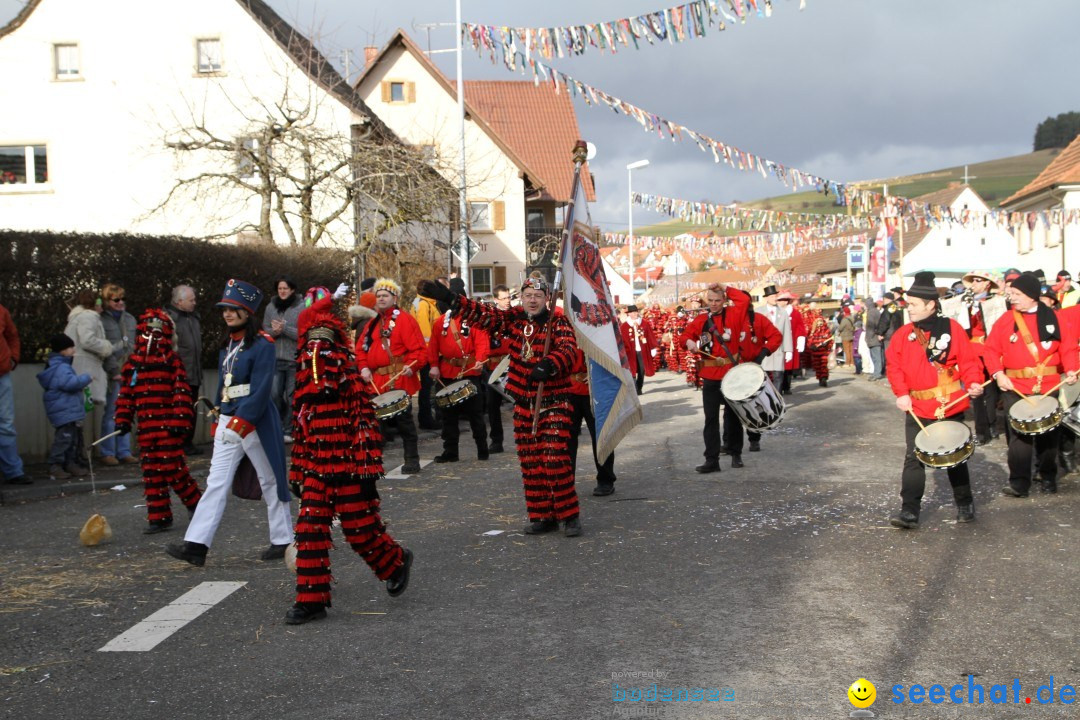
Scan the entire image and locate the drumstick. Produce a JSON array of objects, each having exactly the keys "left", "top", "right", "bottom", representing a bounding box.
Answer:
[
  {"left": 907, "top": 409, "right": 928, "bottom": 433},
  {"left": 1011, "top": 386, "right": 1038, "bottom": 406},
  {"left": 939, "top": 379, "right": 994, "bottom": 414}
]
